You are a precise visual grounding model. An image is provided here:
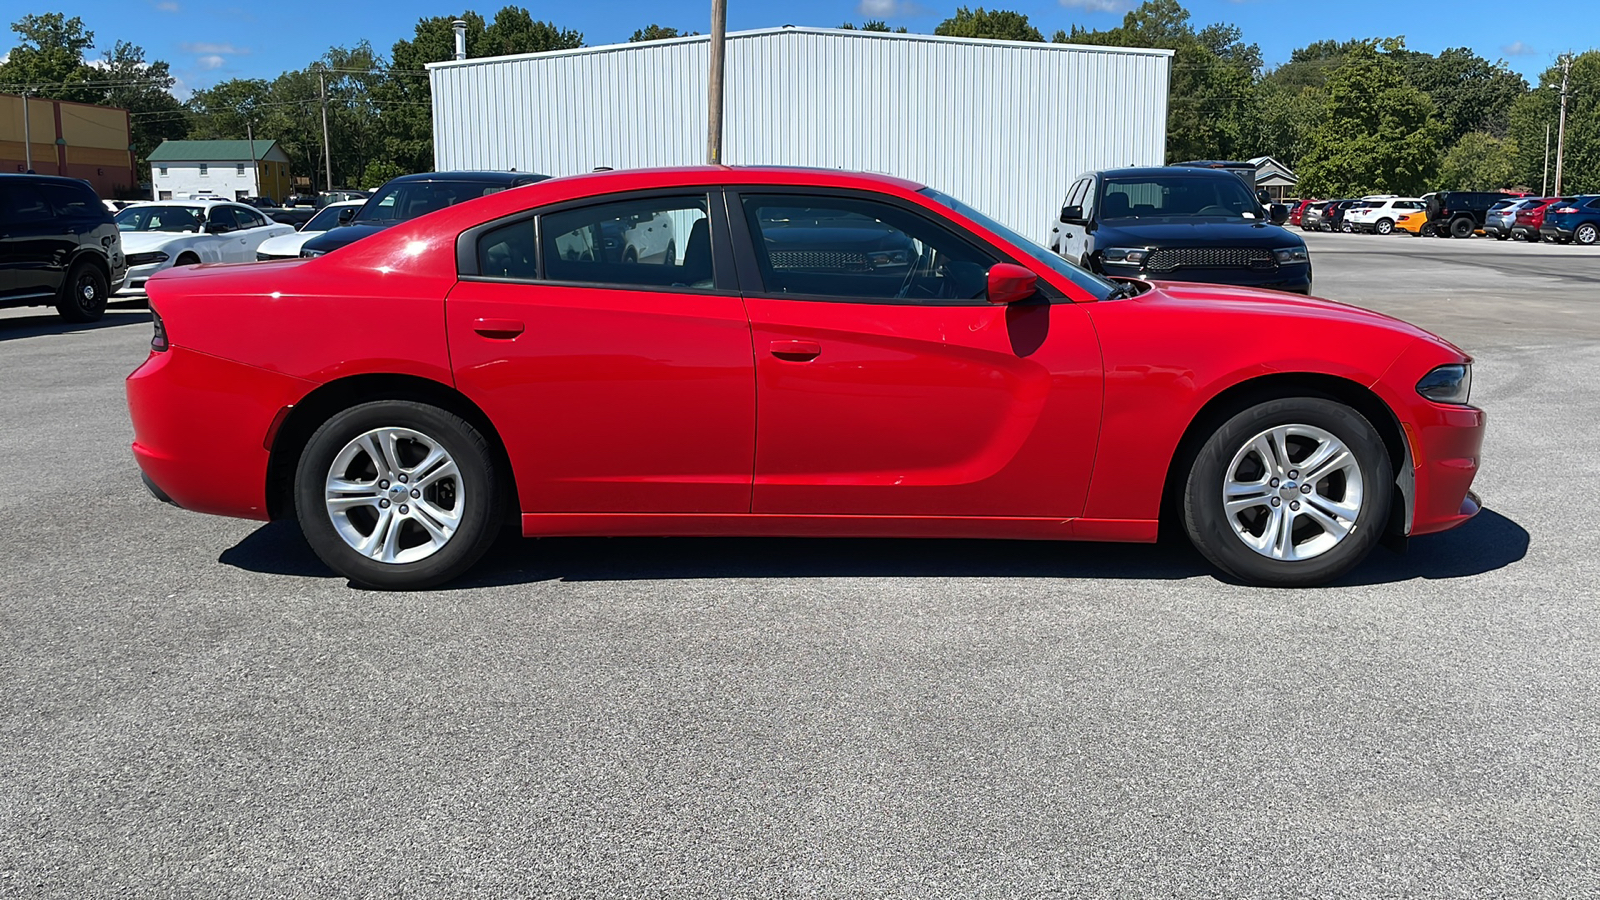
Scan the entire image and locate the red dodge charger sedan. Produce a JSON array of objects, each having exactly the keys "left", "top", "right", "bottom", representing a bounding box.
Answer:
[{"left": 126, "top": 167, "right": 1485, "bottom": 589}]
